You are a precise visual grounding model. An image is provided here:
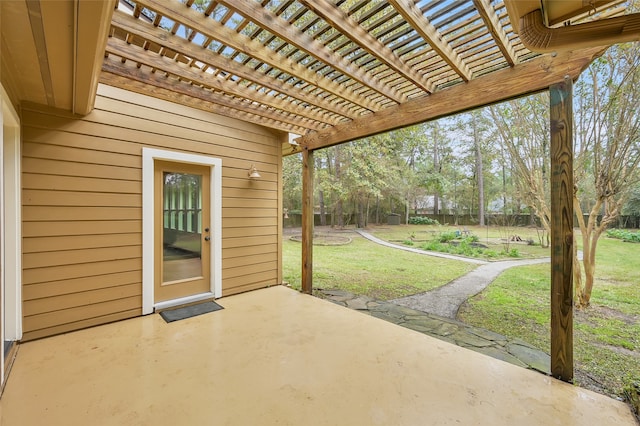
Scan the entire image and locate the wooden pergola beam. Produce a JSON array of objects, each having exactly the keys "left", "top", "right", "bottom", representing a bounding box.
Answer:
[
  {"left": 216, "top": 0, "right": 404, "bottom": 106},
  {"left": 297, "top": 0, "right": 436, "bottom": 94},
  {"left": 298, "top": 47, "right": 604, "bottom": 150},
  {"left": 104, "top": 37, "right": 327, "bottom": 132},
  {"left": 136, "top": 0, "right": 387, "bottom": 112},
  {"left": 100, "top": 63, "right": 308, "bottom": 135},
  {"left": 472, "top": 0, "right": 518, "bottom": 66},
  {"left": 387, "top": 0, "right": 472, "bottom": 81},
  {"left": 549, "top": 76, "right": 574, "bottom": 382},
  {"left": 301, "top": 148, "right": 314, "bottom": 294},
  {"left": 111, "top": 9, "right": 352, "bottom": 126}
]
